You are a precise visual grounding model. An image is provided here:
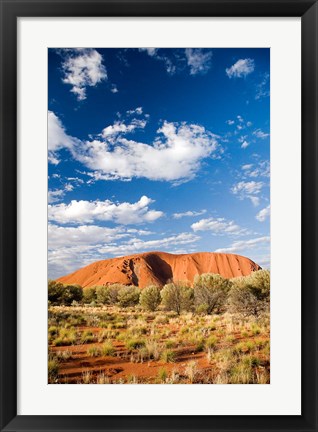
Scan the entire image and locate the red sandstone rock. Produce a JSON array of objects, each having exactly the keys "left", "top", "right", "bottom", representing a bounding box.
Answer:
[{"left": 58, "top": 251, "right": 261, "bottom": 288}]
